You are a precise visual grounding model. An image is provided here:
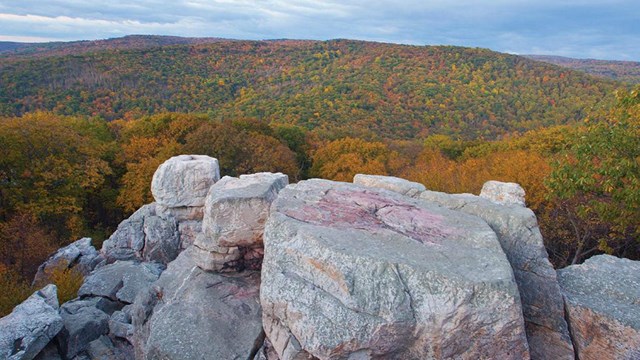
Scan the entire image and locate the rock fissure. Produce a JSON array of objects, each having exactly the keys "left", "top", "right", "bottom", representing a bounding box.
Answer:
[{"left": 392, "top": 264, "right": 417, "bottom": 324}]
